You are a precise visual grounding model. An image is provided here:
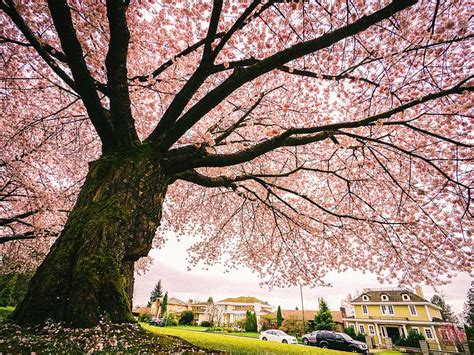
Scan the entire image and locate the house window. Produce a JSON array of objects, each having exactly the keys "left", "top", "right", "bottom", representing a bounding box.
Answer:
[
  {"left": 412, "top": 327, "right": 420, "bottom": 335},
  {"left": 409, "top": 305, "right": 417, "bottom": 316},
  {"left": 359, "top": 325, "right": 365, "bottom": 334},
  {"left": 368, "top": 325, "right": 376, "bottom": 335},
  {"left": 381, "top": 305, "right": 395, "bottom": 315},
  {"left": 362, "top": 305, "right": 368, "bottom": 314},
  {"left": 381, "top": 294, "right": 389, "bottom": 301},
  {"left": 424, "top": 328, "right": 434, "bottom": 339},
  {"left": 362, "top": 295, "right": 369, "bottom": 301},
  {"left": 381, "top": 326, "right": 386, "bottom": 337},
  {"left": 402, "top": 294, "right": 410, "bottom": 301}
]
